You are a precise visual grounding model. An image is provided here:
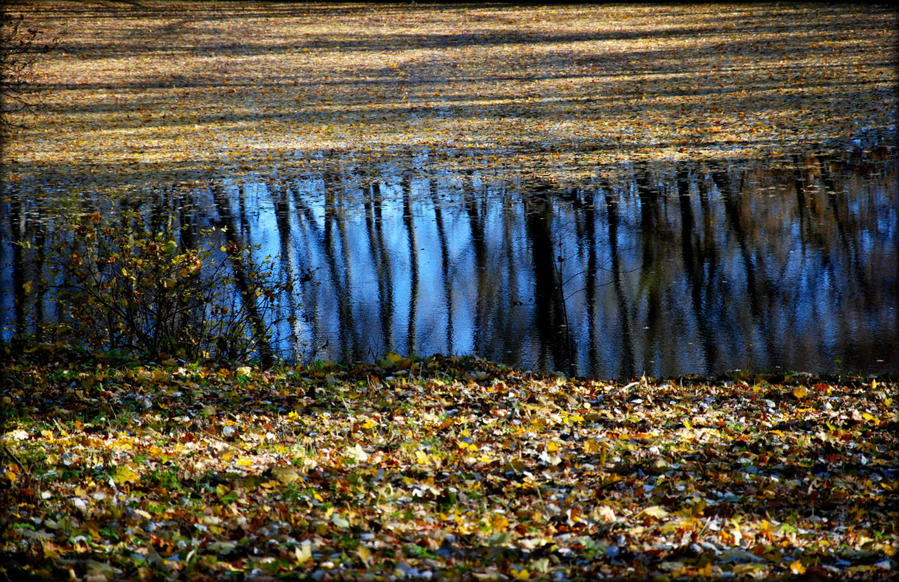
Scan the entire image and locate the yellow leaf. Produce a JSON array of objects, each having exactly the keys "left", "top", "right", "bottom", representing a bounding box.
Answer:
[
  {"left": 789, "top": 560, "right": 806, "bottom": 575},
  {"left": 546, "top": 441, "right": 560, "bottom": 452},
  {"left": 357, "top": 545, "right": 372, "bottom": 567},
  {"left": 271, "top": 467, "right": 300, "bottom": 484},
  {"left": 456, "top": 440, "right": 477, "bottom": 451},
  {"left": 861, "top": 412, "right": 880, "bottom": 425},
  {"left": 345, "top": 444, "right": 369, "bottom": 463},
  {"left": 583, "top": 438, "right": 604, "bottom": 453},
  {"left": 642, "top": 505, "right": 669, "bottom": 519},
  {"left": 41, "top": 541, "right": 61, "bottom": 559},
  {"left": 113, "top": 465, "right": 139, "bottom": 485},
  {"left": 294, "top": 540, "right": 313, "bottom": 564},
  {"left": 415, "top": 449, "right": 431, "bottom": 465},
  {"left": 792, "top": 386, "right": 809, "bottom": 399},
  {"left": 490, "top": 514, "right": 509, "bottom": 531},
  {"left": 511, "top": 568, "right": 530, "bottom": 580}
]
